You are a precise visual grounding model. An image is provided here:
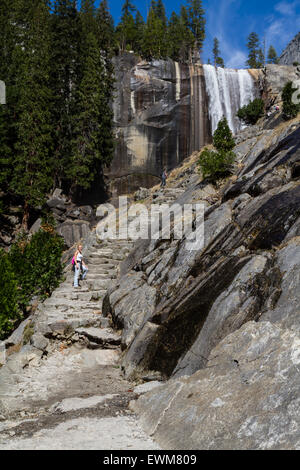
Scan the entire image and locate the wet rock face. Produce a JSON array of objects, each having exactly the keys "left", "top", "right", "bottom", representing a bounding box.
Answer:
[
  {"left": 279, "top": 32, "right": 300, "bottom": 66},
  {"left": 107, "top": 53, "right": 210, "bottom": 196}
]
